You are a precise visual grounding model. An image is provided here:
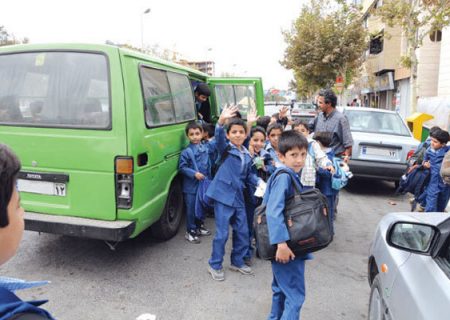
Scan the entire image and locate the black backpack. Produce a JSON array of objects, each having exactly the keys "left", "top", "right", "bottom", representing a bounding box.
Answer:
[{"left": 254, "top": 169, "right": 333, "bottom": 260}]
